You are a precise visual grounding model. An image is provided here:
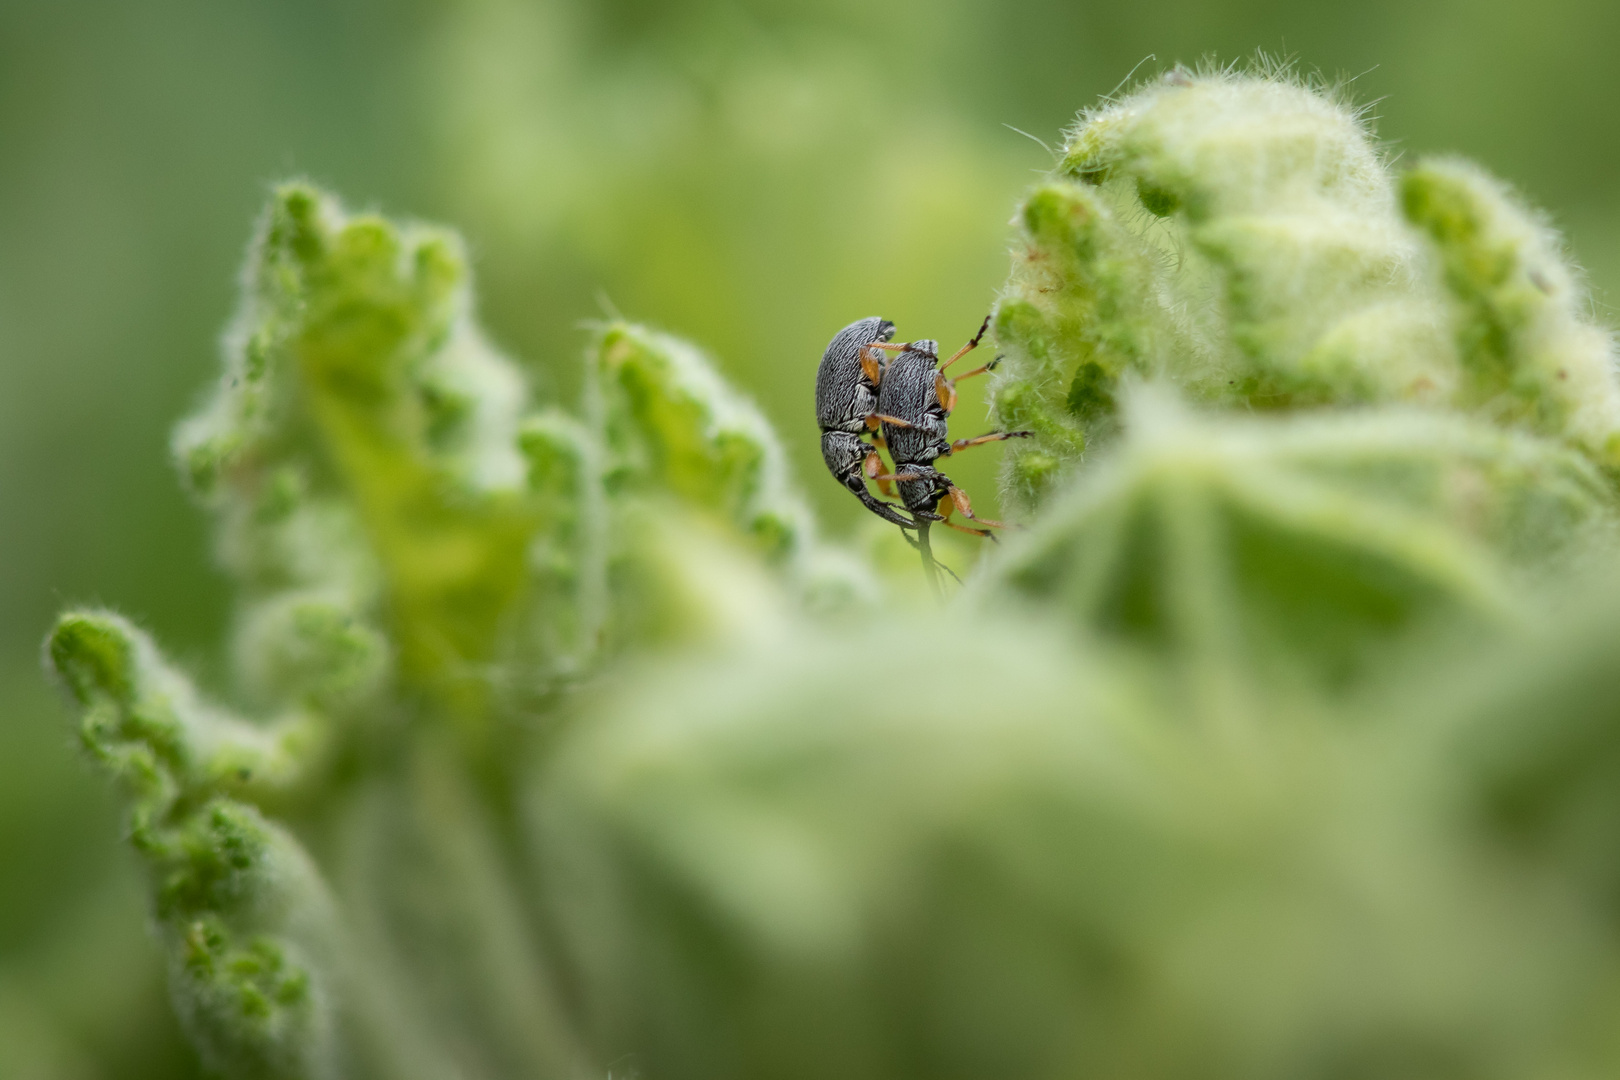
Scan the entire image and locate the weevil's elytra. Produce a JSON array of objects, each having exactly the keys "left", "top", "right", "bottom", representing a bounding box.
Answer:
[{"left": 816, "top": 317, "right": 894, "bottom": 435}]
